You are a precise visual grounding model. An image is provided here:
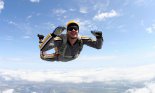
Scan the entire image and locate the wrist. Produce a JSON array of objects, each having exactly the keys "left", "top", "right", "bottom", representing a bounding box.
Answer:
[
  {"left": 96, "top": 36, "right": 102, "bottom": 39},
  {"left": 51, "top": 33, "right": 57, "bottom": 37}
]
